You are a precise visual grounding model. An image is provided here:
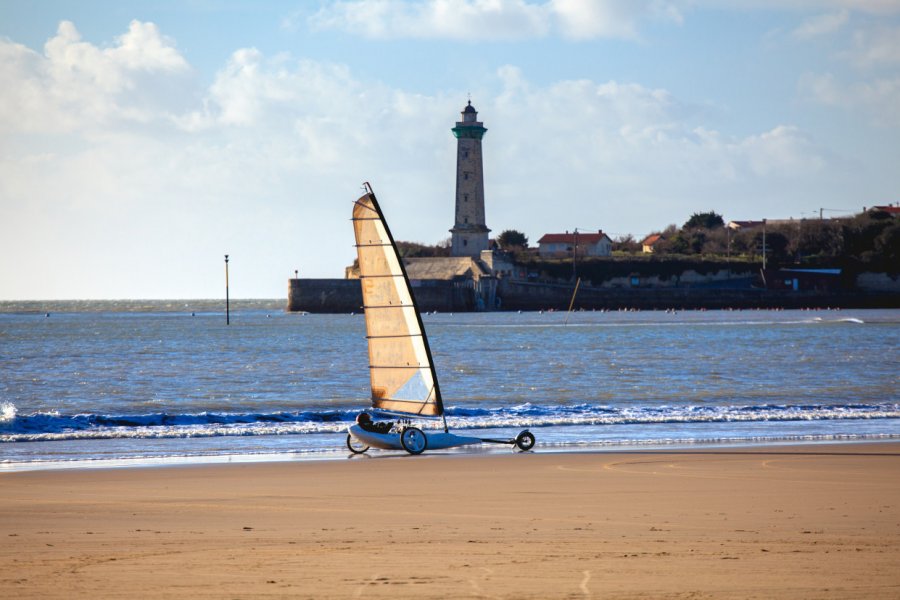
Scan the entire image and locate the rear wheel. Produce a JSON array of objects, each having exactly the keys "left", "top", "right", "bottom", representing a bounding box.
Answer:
[
  {"left": 400, "top": 427, "right": 427, "bottom": 455},
  {"left": 346, "top": 434, "right": 369, "bottom": 454},
  {"left": 515, "top": 430, "right": 535, "bottom": 451}
]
